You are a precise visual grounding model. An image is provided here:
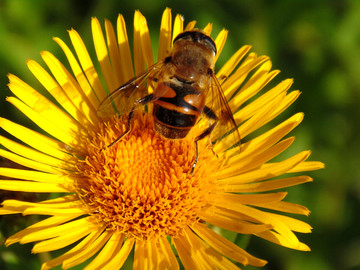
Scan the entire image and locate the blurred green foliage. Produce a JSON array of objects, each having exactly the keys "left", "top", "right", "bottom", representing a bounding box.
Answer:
[{"left": 0, "top": 0, "right": 359, "bottom": 269}]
